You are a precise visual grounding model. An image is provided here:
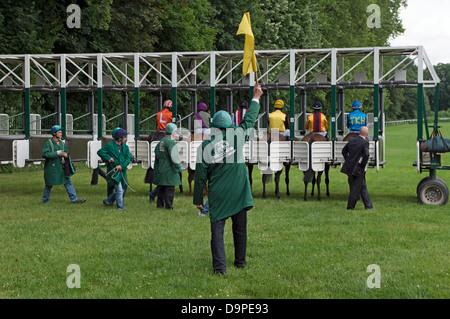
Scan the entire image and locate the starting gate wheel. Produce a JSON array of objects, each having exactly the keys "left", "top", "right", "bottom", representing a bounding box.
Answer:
[
  {"left": 417, "top": 179, "right": 449, "bottom": 206},
  {"left": 416, "top": 176, "right": 444, "bottom": 196}
]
